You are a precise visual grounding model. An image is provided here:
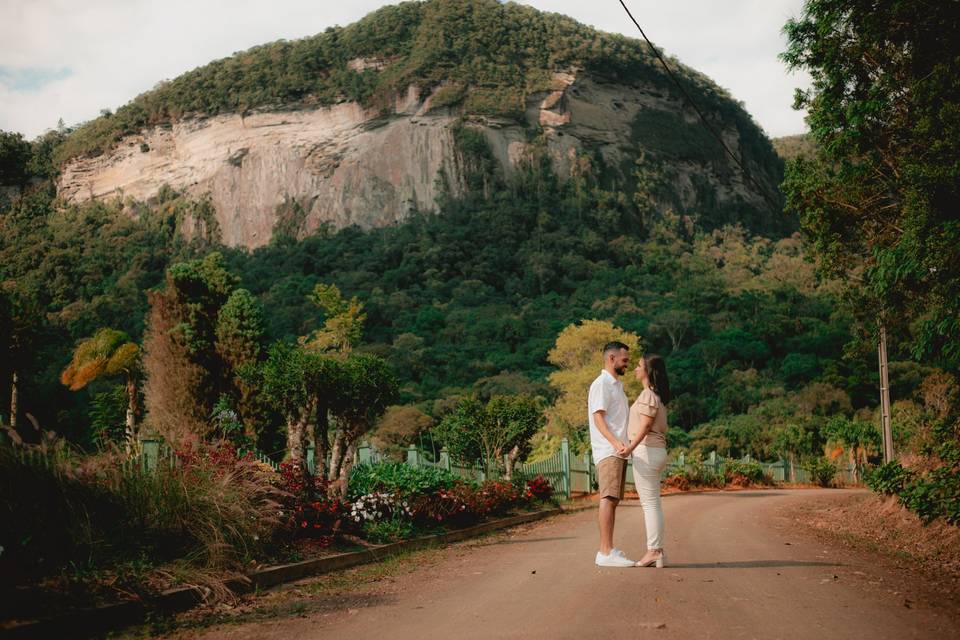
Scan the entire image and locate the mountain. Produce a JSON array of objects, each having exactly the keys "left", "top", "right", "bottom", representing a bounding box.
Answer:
[{"left": 54, "top": 0, "right": 788, "bottom": 248}]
